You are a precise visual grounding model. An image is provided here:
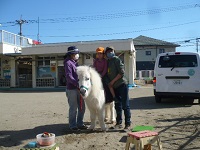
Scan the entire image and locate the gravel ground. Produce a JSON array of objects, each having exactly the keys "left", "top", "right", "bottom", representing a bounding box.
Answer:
[{"left": 0, "top": 84, "right": 200, "bottom": 150}]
